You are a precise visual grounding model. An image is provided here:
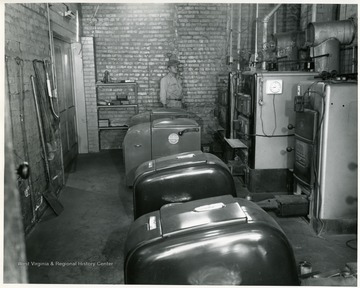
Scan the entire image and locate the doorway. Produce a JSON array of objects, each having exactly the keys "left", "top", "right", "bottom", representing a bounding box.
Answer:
[{"left": 53, "top": 37, "right": 78, "bottom": 168}]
